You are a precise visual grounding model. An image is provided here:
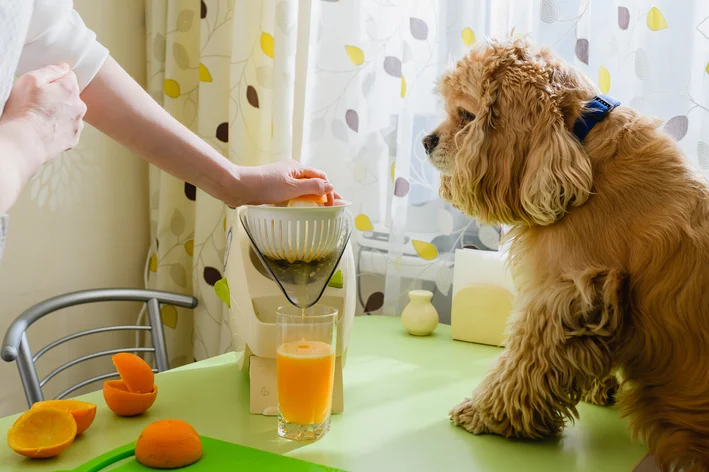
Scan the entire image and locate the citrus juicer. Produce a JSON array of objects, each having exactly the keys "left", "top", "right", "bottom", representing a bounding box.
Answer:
[{"left": 227, "top": 202, "right": 355, "bottom": 415}]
